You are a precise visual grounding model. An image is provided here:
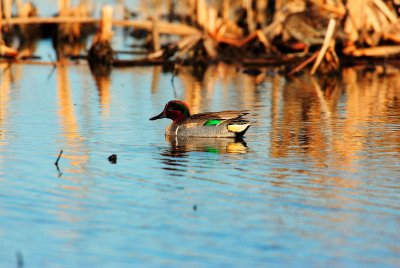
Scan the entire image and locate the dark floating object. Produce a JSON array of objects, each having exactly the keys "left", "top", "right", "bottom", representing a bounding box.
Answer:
[
  {"left": 108, "top": 154, "right": 117, "bottom": 164},
  {"left": 193, "top": 204, "right": 197, "bottom": 211}
]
